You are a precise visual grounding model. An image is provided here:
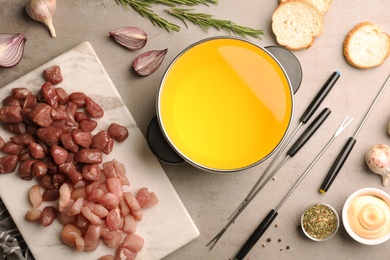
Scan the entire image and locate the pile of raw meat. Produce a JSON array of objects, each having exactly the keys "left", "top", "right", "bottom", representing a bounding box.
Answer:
[{"left": 0, "top": 65, "right": 159, "bottom": 260}]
